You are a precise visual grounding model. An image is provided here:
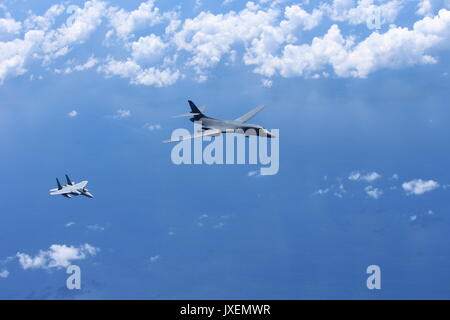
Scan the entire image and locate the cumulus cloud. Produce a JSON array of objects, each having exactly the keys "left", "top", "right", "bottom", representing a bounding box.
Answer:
[
  {"left": 348, "top": 171, "right": 381, "bottom": 182},
  {"left": 402, "top": 178, "right": 440, "bottom": 195},
  {"left": 315, "top": 182, "right": 346, "bottom": 198},
  {"left": 57, "top": 56, "right": 98, "bottom": 74},
  {"left": 106, "top": 0, "right": 164, "bottom": 40},
  {"left": 68, "top": 110, "right": 78, "bottom": 117},
  {"left": 40, "top": 1, "right": 107, "bottom": 61},
  {"left": 0, "top": 269, "right": 9, "bottom": 278},
  {"left": 16, "top": 243, "right": 99, "bottom": 270},
  {"left": 0, "top": 30, "right": 45, "bottom": 84},
  {"left": 324, "top": 0, "right": 405, "bottom": 26},
  {"left": 114, "top": 108, "right": 131, "bottom": 118},
  {"left": 149, "top": 255, "right": 160, "bottom": 263},
  {"left": 87, "top": 224, "right": 105, "bottom": 231},
  {"left": 365, "top": 185, "right": 383, "bottom": 199},
  {"left": 0, "top": 1, "right": 449, "bottom": 86},
  {"left": 247, "top": 8, "right": 450, "bottom": 79},
  {"left": 144, "top": 123, "right": 161, "bottom": 131},
  {"left": 0, "top": 17, "right": 21, "bottom": 34},
  {"left": 130, "top": 34, "right": 167, "bottom": 63},
  {"left": 417, "top": 0, "right": 434, "bottom": 16},
  {"left": 99, "top": 58, "right": 180, "bottom": 86}
]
